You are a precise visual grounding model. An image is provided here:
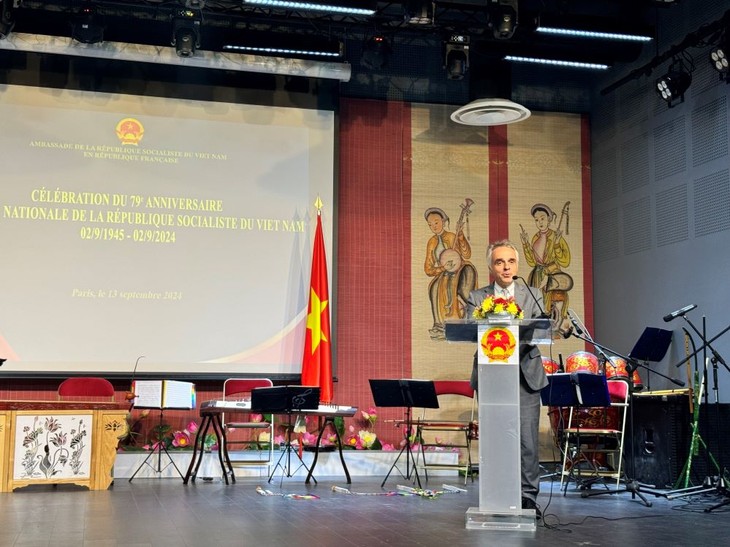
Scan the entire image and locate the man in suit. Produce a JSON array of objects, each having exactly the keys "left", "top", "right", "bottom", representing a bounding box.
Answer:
[{"left": 467, "top": 239, "right": 547, "bottom": 516}]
